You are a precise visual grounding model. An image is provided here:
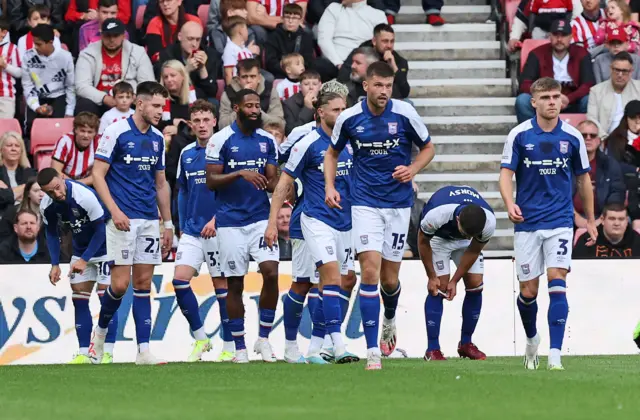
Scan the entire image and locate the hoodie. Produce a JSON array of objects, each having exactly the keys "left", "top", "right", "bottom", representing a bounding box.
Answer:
[
  {"left": 264, "top": 23, "right": 315, "bottom": 79},
  {"left": 574, "top": 224, "right": 640, "bottom": 258}
]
